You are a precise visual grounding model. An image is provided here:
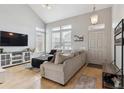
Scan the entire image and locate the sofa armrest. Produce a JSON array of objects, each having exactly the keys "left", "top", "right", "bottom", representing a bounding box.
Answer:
[
  {"left": 41, "top": 62, "right": 64, "bottom": 72},
  {"left": 81, "top": 52, "right": 86, "bottom": 64}
]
